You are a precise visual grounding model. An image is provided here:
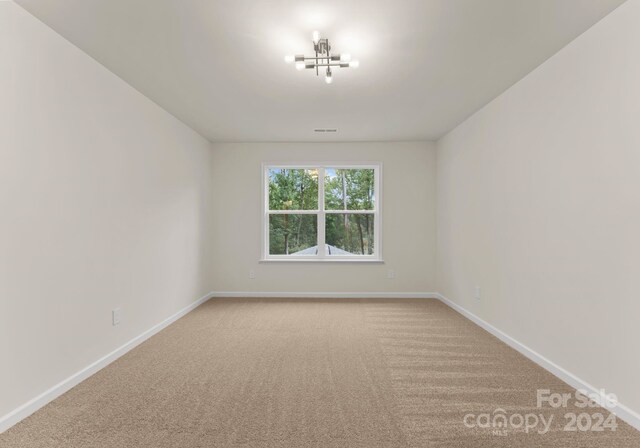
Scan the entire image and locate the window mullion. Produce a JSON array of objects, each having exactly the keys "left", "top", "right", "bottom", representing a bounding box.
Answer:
[{"left": 317, "top": 167, "right": 326, "bottom": 258}]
